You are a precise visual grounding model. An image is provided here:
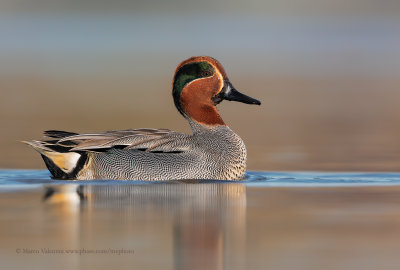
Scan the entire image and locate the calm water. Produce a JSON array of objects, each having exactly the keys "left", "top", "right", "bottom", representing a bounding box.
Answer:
[
  {"left": 1, "top": 170, "right": 400, "bottom": 269},
  {"left": 1, "top": 170, "right": 400, "bottom": 189}
]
